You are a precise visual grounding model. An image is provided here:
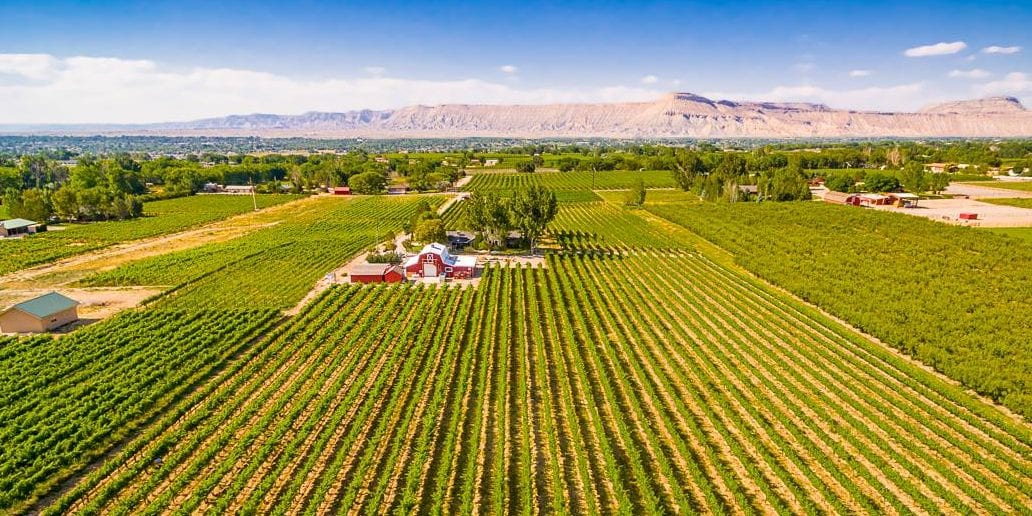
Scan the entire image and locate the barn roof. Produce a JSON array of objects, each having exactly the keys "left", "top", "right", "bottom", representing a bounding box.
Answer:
[
  {"left": 3, "top": 292, "right": 79, "bottom": 319},
  {"left": 1, "top": 218, "right": 38, "bottom": 230},
  {"left": 351, "top": 263, "right": 392, "bottom": 276},
  {"left": 821, "top": 191, "right": 854, "bottom": 203}
]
